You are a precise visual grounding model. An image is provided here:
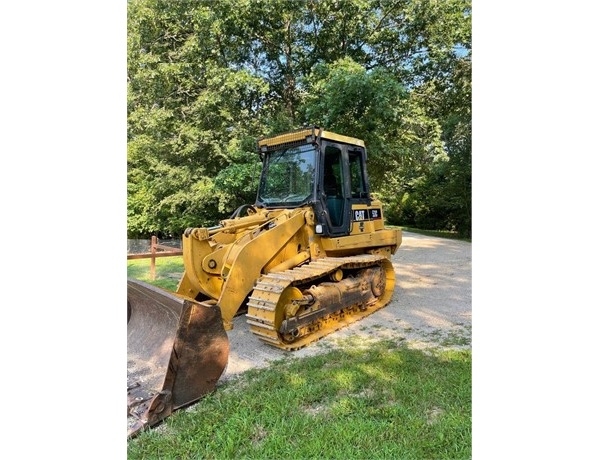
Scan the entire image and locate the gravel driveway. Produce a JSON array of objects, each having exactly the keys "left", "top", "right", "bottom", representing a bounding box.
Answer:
[{"left": 221, "top": 231, "right": 472, "bottom": 381}]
